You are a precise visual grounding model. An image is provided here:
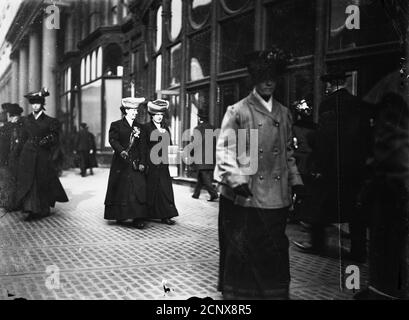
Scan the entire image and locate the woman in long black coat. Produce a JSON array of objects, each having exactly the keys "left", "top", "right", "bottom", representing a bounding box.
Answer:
[
  {"left": 16, "top": 90, "right": 69, "bottom": 220},
  {"left": 144, "top": 99, "right": 178, "bottom": 225},
  {"left": 104, "top": 97, "right": 148, "bottom": 229}
]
